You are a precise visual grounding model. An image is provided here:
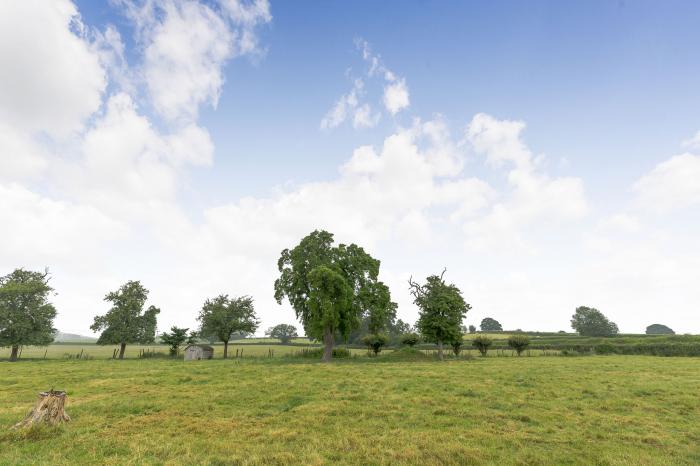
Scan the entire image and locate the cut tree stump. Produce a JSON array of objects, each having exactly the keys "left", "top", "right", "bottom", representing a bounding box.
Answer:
[{"left": 12, "top": 389, "right": 71, "bottom": 429}]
